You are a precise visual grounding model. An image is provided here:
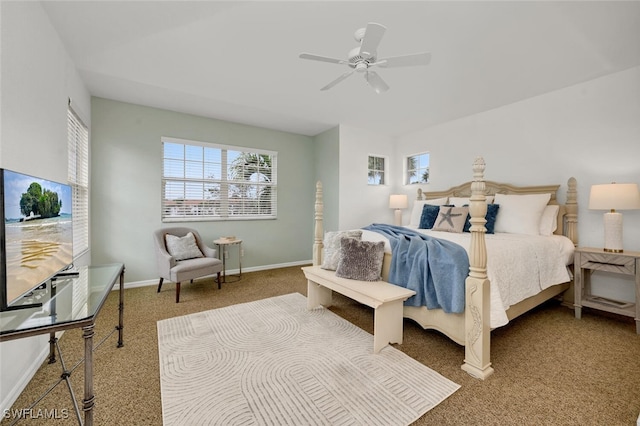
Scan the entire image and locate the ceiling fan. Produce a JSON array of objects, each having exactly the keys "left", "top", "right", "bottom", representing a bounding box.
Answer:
[{"left": 299, "top": 22, "right": 431, "bottom": 94}]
